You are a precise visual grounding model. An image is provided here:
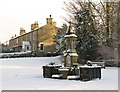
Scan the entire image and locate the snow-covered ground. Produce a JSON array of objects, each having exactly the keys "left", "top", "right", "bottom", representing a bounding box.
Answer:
[{"left": 0, "top": 56, "right": 118, "bottom": 90}]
